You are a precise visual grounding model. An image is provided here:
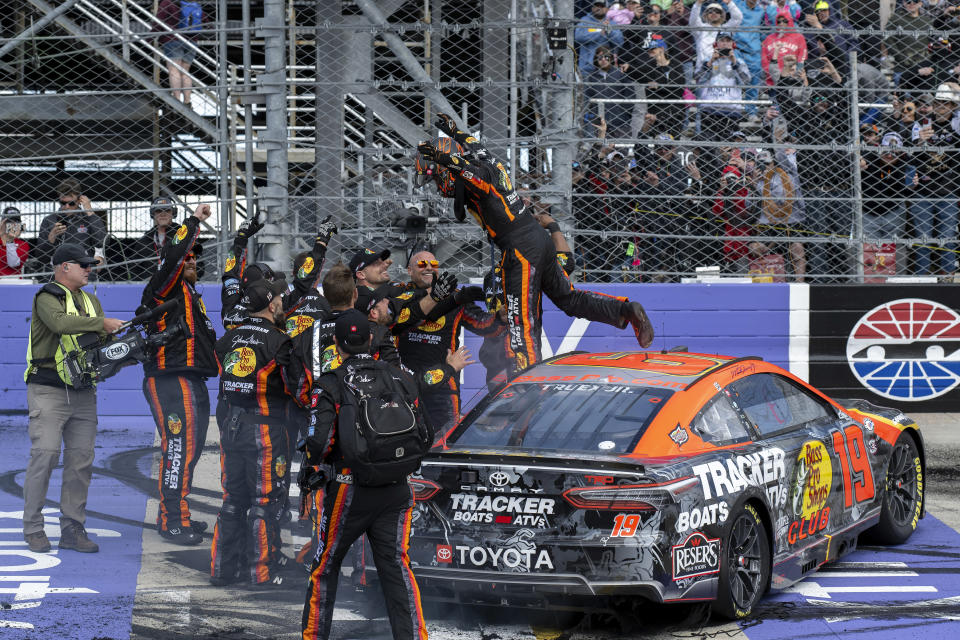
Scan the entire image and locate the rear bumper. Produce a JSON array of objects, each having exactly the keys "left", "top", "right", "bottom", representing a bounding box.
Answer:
[{"left": 412, "top": 566, "right": 668, "bottom": 603}]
